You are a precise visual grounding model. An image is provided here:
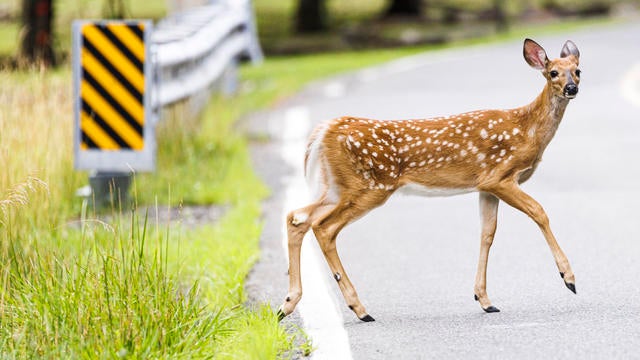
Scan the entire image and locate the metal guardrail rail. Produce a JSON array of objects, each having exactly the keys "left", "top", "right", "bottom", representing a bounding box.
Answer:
[{"left": 152, "top": 0, "right": 262, "bottom": 110}]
